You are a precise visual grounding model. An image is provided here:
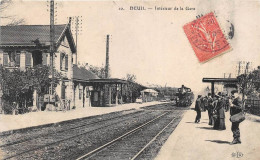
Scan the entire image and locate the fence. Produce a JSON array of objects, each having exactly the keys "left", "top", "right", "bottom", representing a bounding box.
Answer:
[{"left": 246, "top": 99, "right": 260, "bottom": 116}]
